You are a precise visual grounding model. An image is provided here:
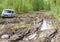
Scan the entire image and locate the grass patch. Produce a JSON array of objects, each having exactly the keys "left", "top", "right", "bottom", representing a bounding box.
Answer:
[
  {"left": 14, "top": 24, "right": 32, "bottom": 29},
  {"left": 54, "top": 13, "right": 60, "bottom": 22},
  {"left": 0, "top": 24, "right": 32, "bottom": 29}
]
